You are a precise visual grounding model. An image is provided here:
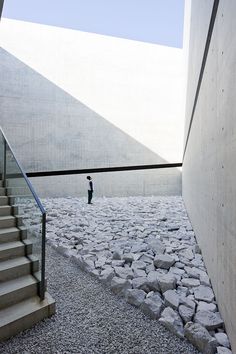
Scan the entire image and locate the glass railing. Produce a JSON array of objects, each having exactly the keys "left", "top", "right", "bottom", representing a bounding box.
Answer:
[{"left": 0, "top": 127, "right": 46, "bottom": 300}]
